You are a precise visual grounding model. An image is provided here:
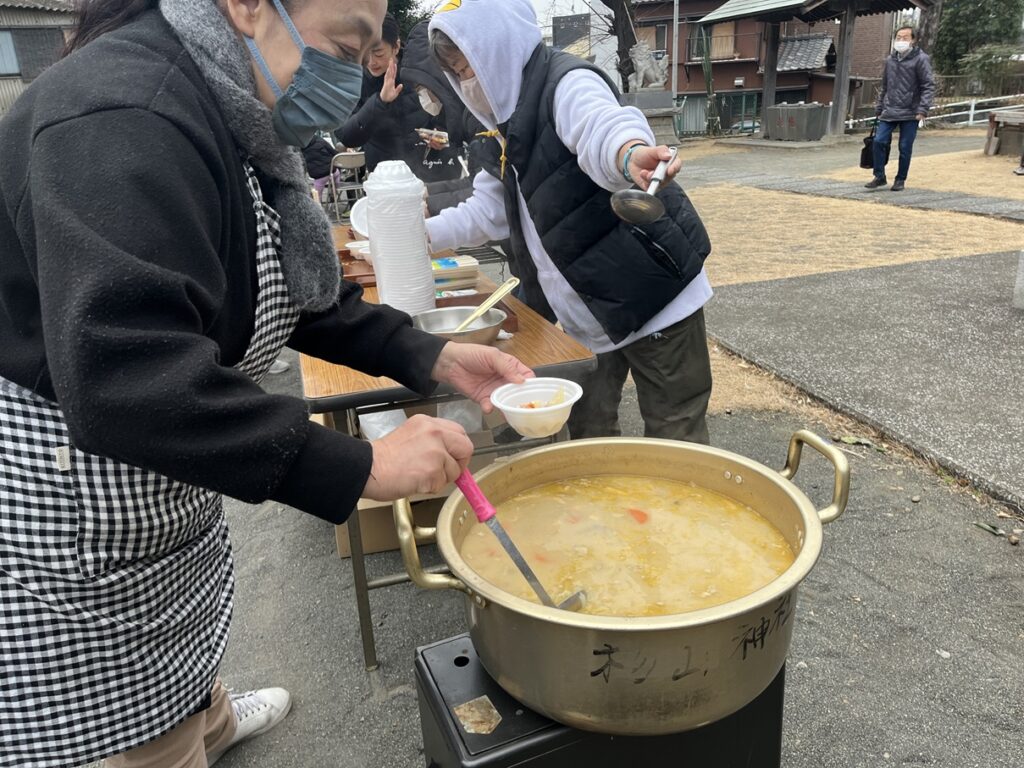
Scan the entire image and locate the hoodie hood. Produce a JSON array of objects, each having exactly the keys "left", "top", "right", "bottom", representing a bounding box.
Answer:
[{"left": 428, "top": 0, "right": 542, "bottom": 128}]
